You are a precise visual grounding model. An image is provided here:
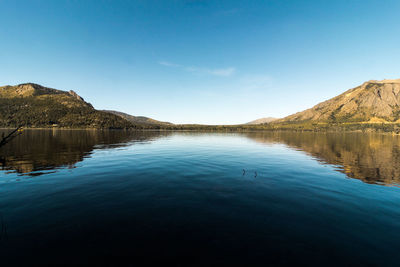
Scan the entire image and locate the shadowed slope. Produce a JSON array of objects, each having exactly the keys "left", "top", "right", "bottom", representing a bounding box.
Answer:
[{"left": 102, "top": 110, "right": 172, "bottom": 126}]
